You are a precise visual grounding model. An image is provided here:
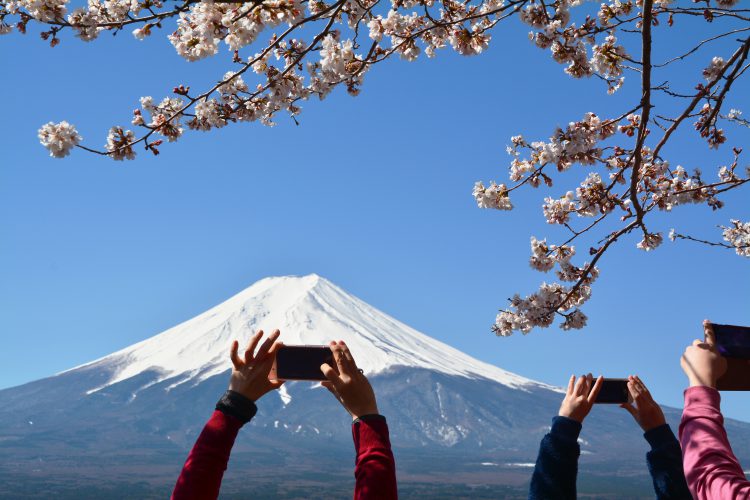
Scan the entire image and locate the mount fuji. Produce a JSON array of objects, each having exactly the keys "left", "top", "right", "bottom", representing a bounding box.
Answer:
[{"left": 1, "top": 274, "right": 749, "bottom": 499}]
